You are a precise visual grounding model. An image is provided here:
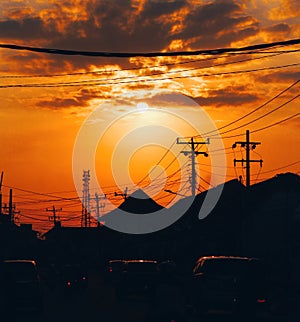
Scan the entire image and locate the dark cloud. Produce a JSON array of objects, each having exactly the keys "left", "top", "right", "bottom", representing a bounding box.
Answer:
[
  {"left": 178, "top": 0, "right": 260, "bottom": 48},
  {"left": 190, "top": 86, "right": 258, "bottom": 107},
  {"left": 256, "top": 70, "right": 300, "bottom": 83},
  {"left": 143, "top": 92, "right": 199, "bottom": 107},
  {"left": 265, "top": 23, "right": 291, "bottom": 33},
  {"left": 0, "top": 16, "right": 55, "bottom": 40},
  {"left": 36, "top": 88, "right": 102, "bottom": 109},
  {"left": 37, "top": 97, "right": 82, "bottom": 109},
  {"left": 0, "top": 0, "right": 262, "bottom": 72},
  {"left": 49, "top": 0, "right": 185, "bottom": 52}
]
